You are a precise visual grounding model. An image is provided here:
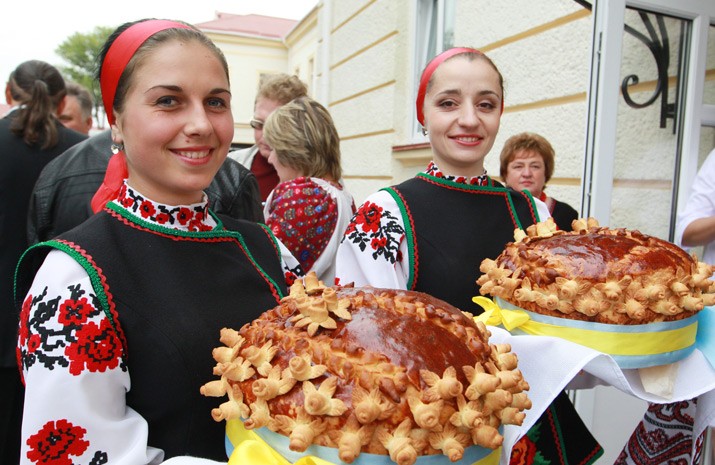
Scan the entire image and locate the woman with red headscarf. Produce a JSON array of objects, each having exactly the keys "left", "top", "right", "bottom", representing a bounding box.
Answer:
[
  {"left": 14, "top": 19, "right": 301, "bottom": 464},
  {"left": 336, "top": 48, "right": 601, "bottom": 465}
]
